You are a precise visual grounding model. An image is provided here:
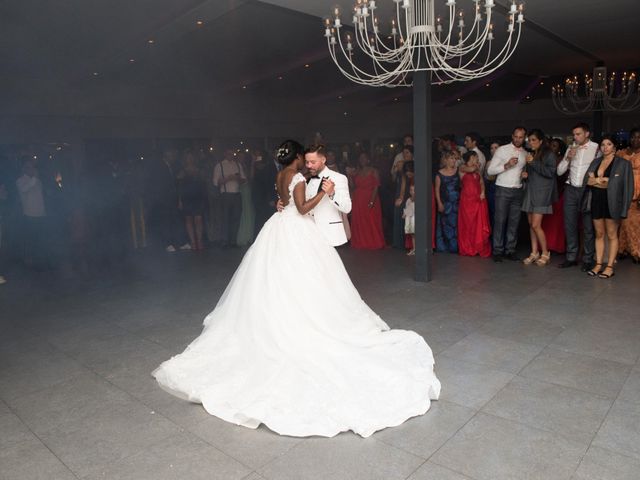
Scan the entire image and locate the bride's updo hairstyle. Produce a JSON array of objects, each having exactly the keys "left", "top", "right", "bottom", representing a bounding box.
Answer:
[{"left": 276, "top": 140, "right": 304, "bottom": 166}]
